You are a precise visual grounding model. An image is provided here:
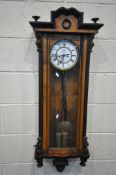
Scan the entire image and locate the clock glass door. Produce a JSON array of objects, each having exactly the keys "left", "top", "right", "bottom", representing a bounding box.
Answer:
[{"left": 49, "top": 35, "right": 81, "bottom": 150}]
